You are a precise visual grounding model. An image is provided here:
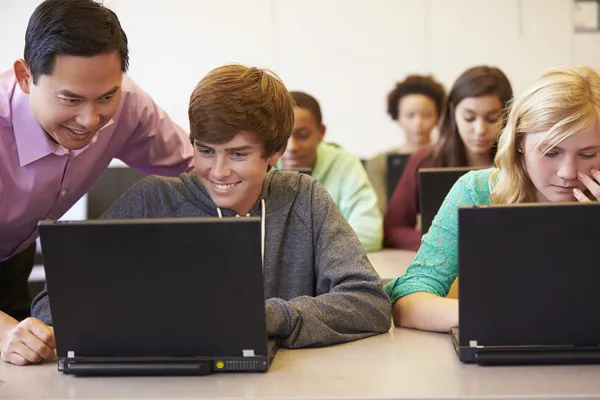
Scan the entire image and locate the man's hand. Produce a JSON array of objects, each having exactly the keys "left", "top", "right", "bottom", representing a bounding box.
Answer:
[{"left": 1, "top": 318, "right": 56, "bottom": 366}]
